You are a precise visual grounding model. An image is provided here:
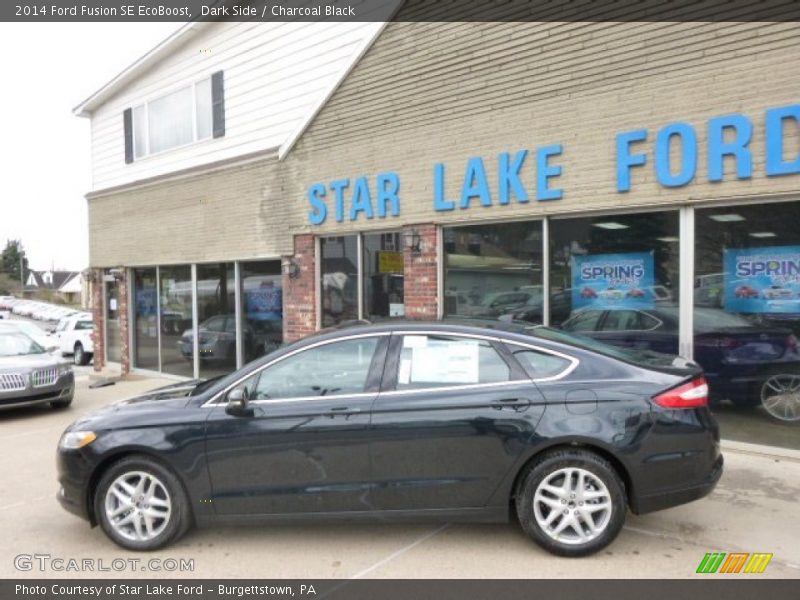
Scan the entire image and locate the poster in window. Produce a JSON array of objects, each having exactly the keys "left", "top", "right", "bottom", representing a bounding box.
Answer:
[
  {"left": 571, "top": 252, "right": 655, "bottom": 309},
  {"left": 724, "top": 246, "right": 800, "bottom": 314},
  {"left": 410, "top": 340, "right": 479, "bottom": 384},
  {"left": 246, "top": 281, "right": 283, "bottom": 321}
]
